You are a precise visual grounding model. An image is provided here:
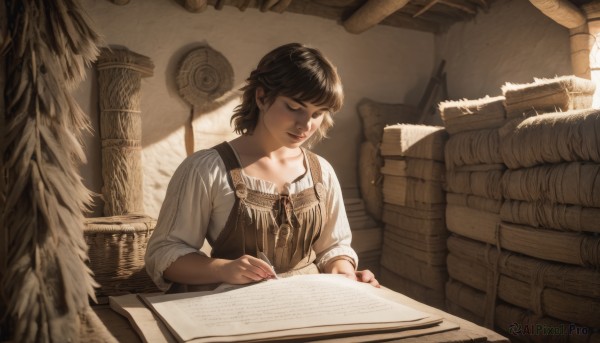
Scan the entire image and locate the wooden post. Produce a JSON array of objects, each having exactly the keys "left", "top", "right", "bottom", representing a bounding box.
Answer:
[
  {"left": 570, "top": 25, "right": 592, "bottom": 79},
  {"left": 96, "top": 48, "right": 154, "bottom": 216},
  {"left": 343, "top": 0, "right": 410, "bottom": 34},
  {"left": 583, "top": 1, "right": 600, "bottom": 107}
]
